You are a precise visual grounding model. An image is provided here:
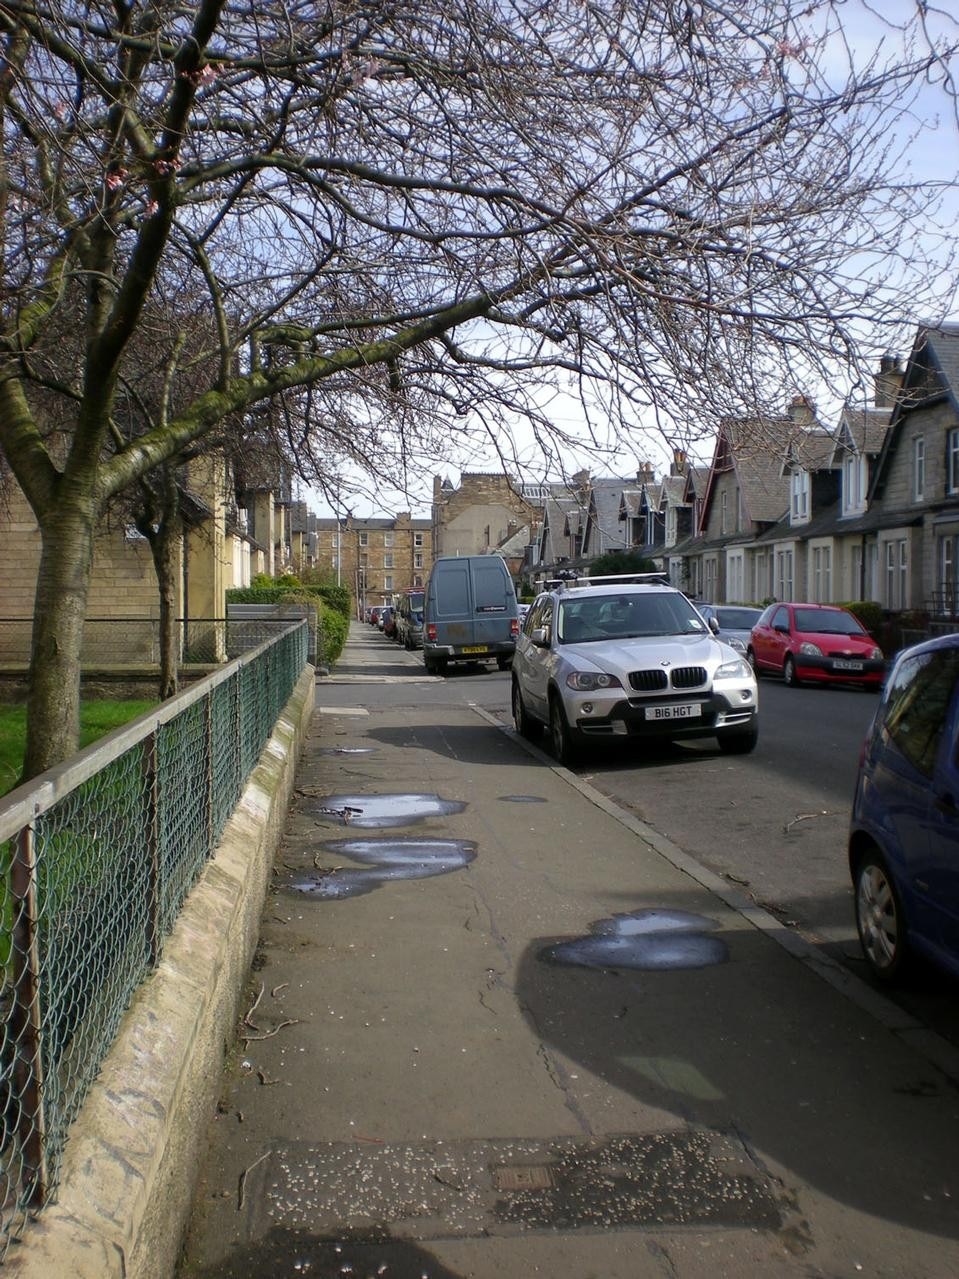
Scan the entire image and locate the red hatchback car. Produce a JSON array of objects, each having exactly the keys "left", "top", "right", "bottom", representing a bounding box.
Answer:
[{"left": 748, "top": 603, "right": 885, "bottom": 688}]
